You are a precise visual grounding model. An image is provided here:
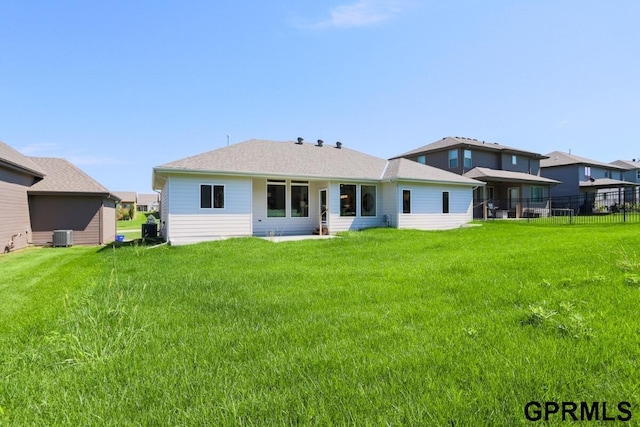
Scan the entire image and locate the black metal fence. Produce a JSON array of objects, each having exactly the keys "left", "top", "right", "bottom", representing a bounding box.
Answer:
[{"left": 479, "top": 190, "right": 640, "bottom": 225}]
